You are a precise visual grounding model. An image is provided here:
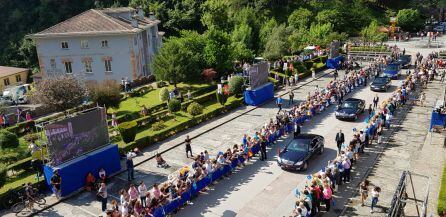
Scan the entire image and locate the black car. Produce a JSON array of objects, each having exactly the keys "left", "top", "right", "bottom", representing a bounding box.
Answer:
[
  {"left": 335, "top": 98, "right": 365, "bottom": 121},
  {"left": 395, "top": 55, "right": 412, "bottom": 68},
  {"left": 277, "top": 134, "right": 324, "bottom": 171},
  {"left": 370, "top": 76, "right": 391, "bottom": 92}
]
